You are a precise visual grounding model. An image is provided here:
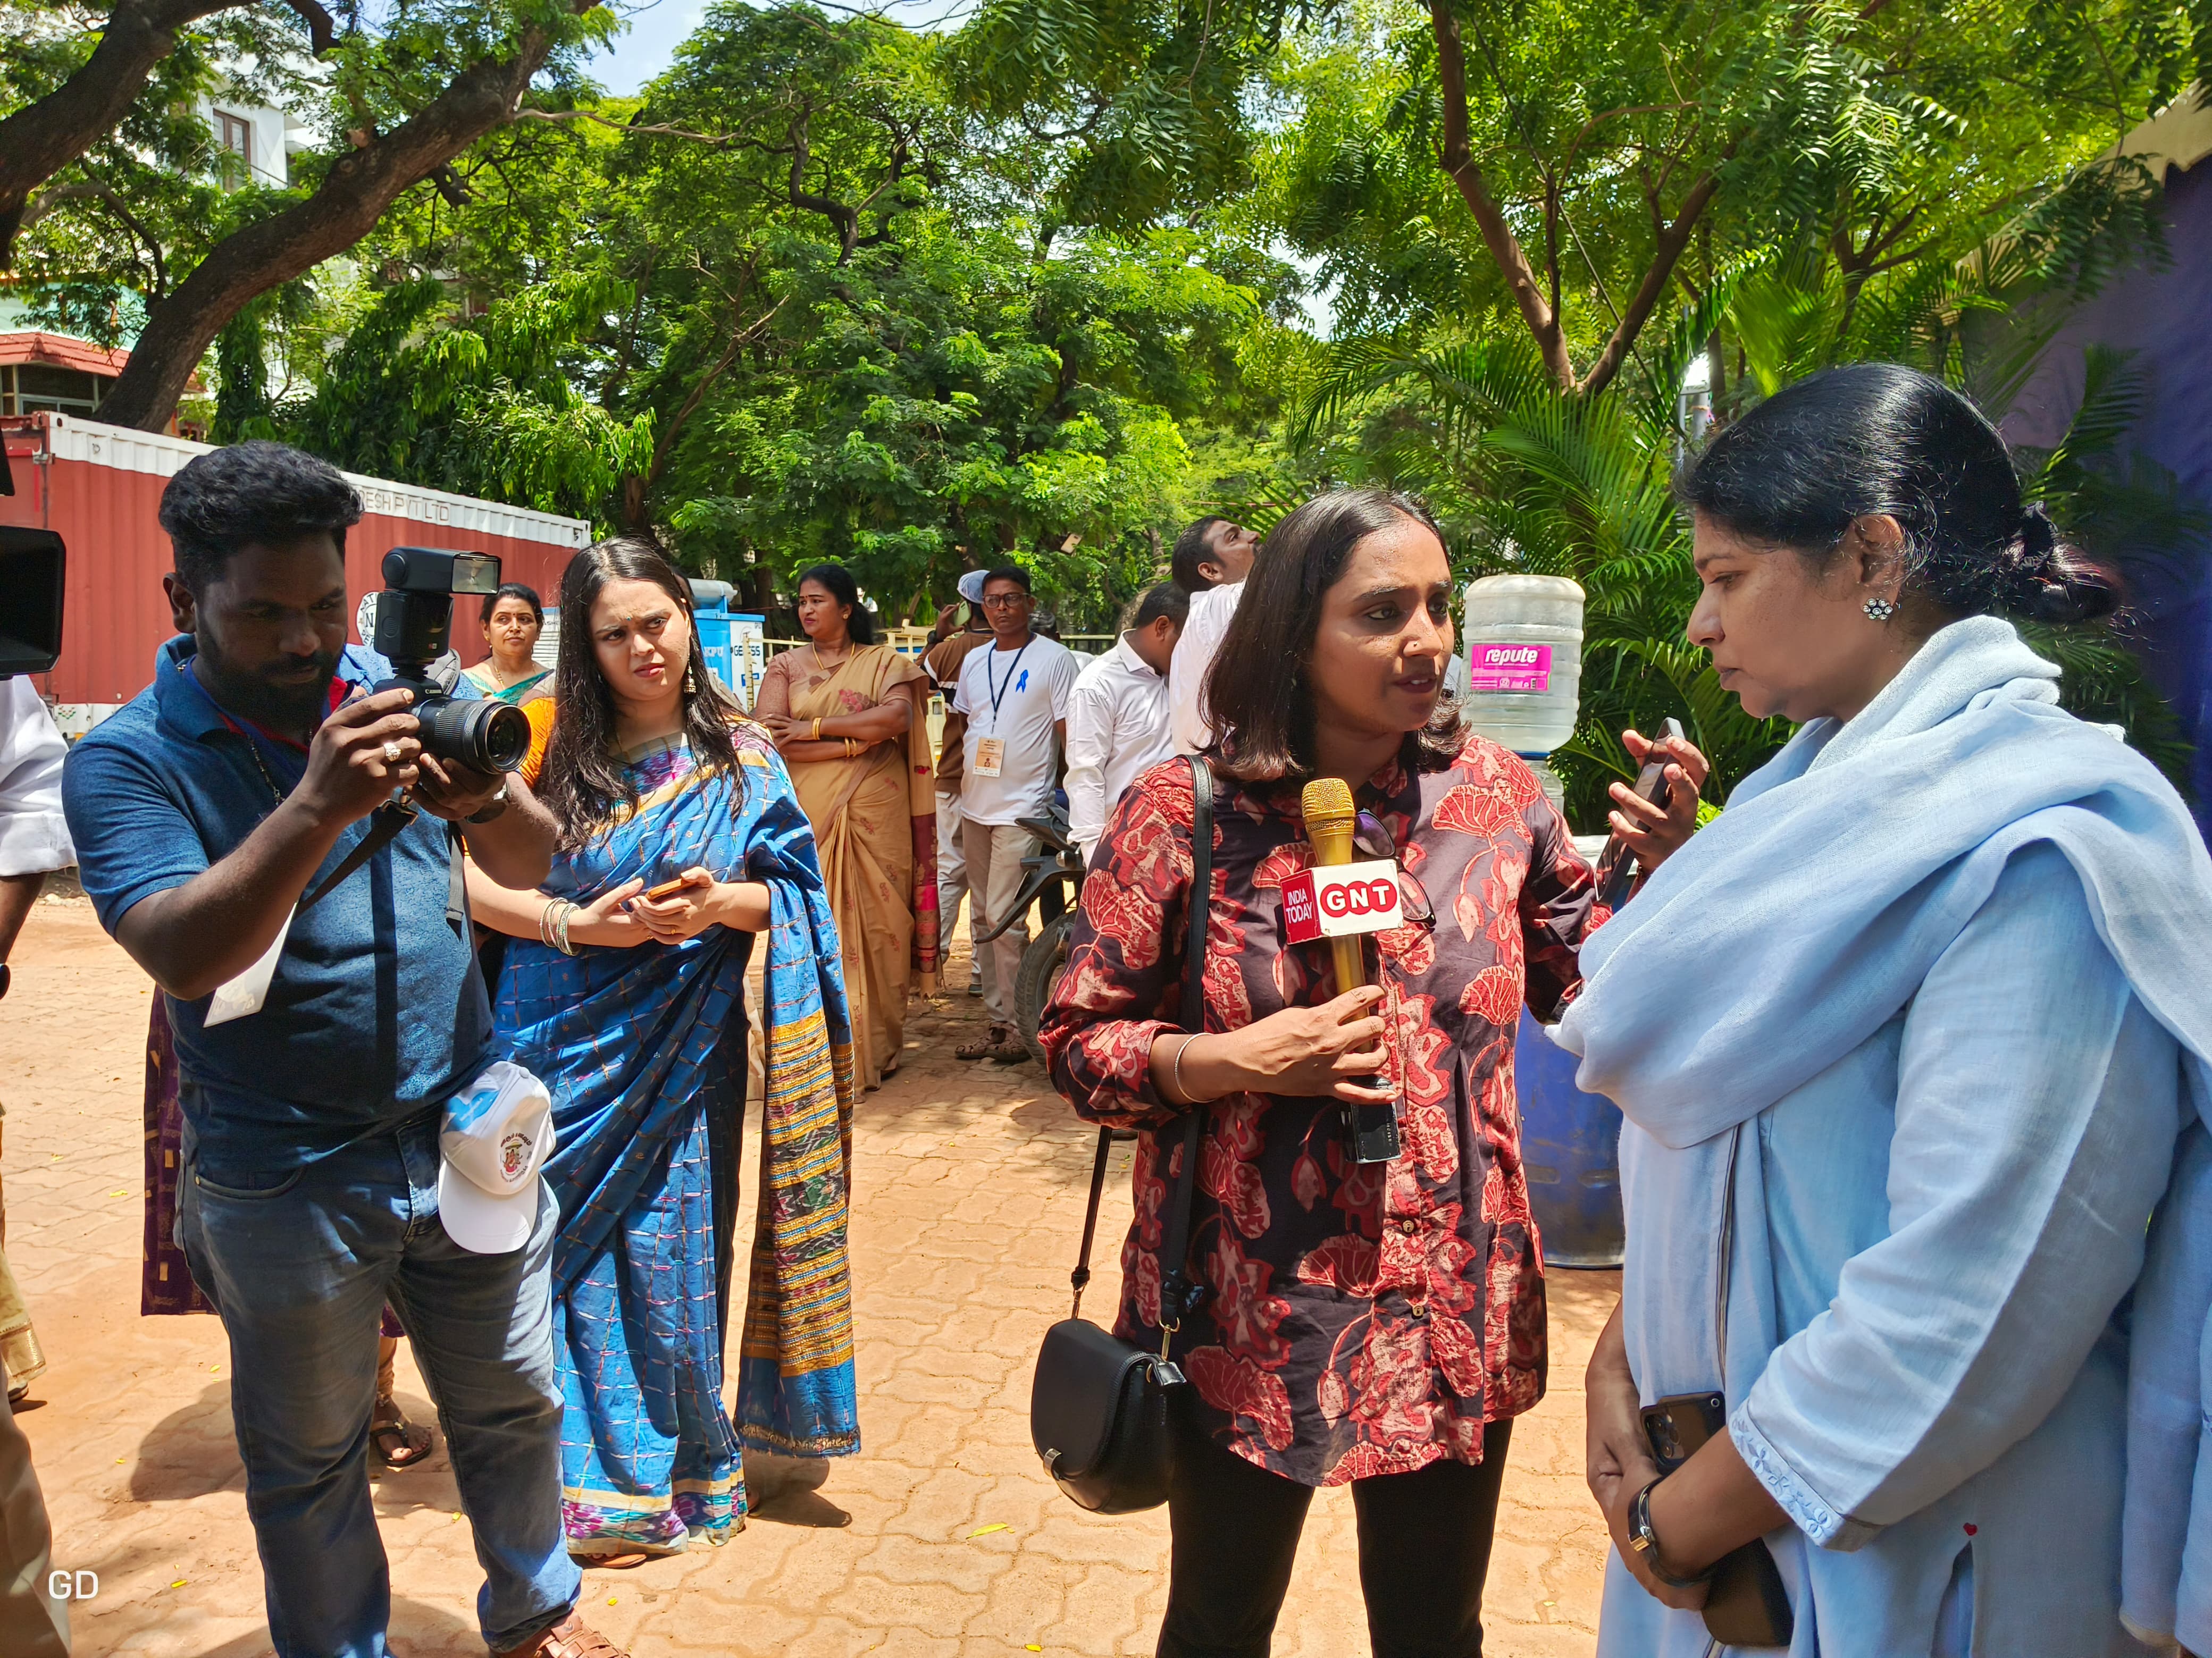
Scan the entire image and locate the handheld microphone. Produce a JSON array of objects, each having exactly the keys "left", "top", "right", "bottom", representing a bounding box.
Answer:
[{"left": 1300, "top": 777, "right": 1401, "bottom": 1165}]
